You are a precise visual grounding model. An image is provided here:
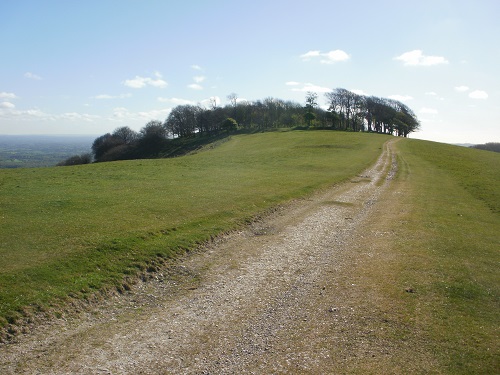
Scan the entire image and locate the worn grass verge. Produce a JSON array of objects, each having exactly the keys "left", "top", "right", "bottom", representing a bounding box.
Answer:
[
  {"left": 350, "top": 139, "right": 499, "bottom": 374},
  {"left": 0, "top": 131, "right": 389, "bottom": 334}
]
